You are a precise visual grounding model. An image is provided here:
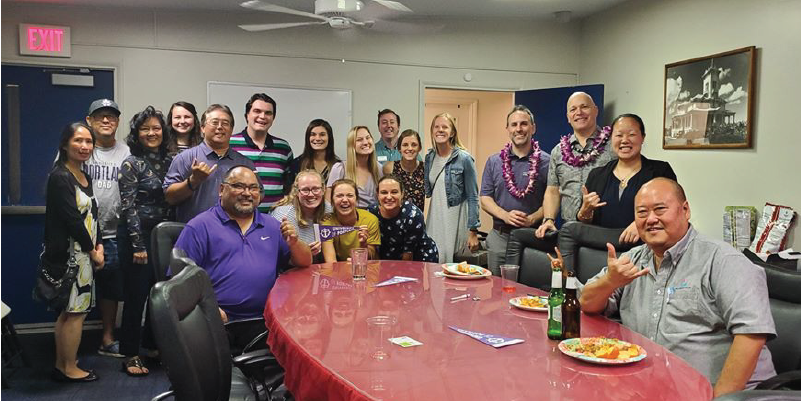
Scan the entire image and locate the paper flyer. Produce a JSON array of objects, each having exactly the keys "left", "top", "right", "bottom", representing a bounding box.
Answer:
[
  {"left": 448, "top": 326, "right": 525, "bottom": 348},
  {"left": 374, "top": 276, "right": 418, "bottom": 287}
]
